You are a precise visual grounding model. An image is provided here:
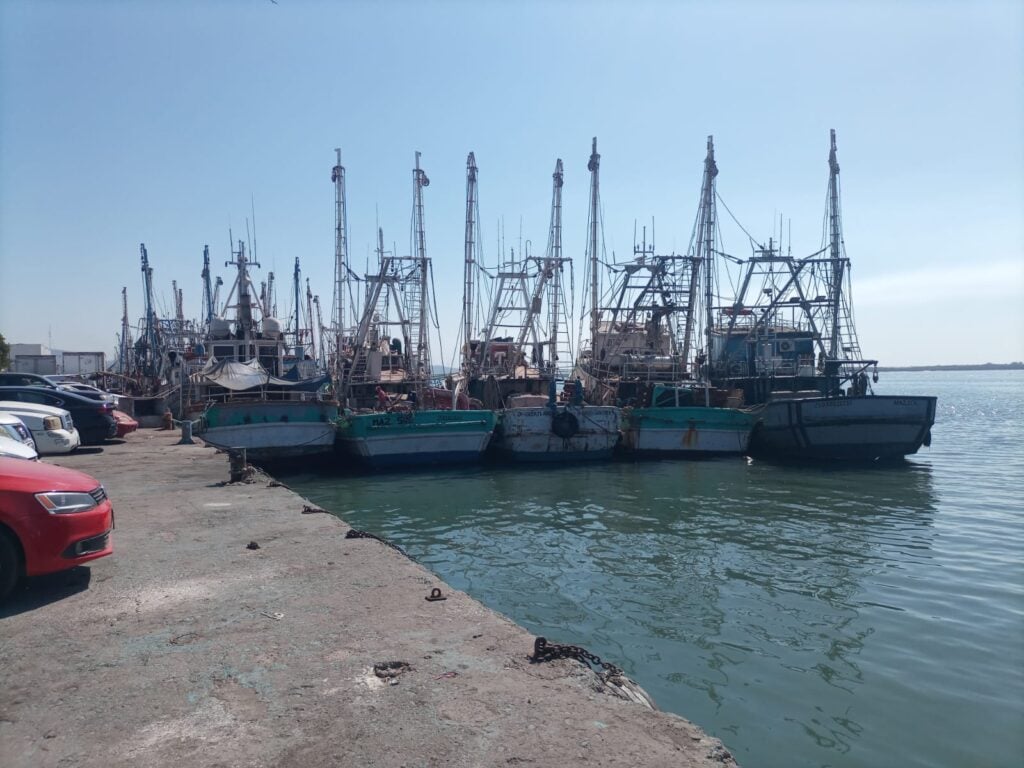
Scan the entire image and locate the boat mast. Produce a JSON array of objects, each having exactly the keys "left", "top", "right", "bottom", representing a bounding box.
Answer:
[
  {"left": 264, "top": 270, "right": 276, "bottom": 317},
  {"left": 211, "top": 276, "right": 223, "bottom": 320},
  {"left": 172, "top": 280, "right": 181, "bottom": 326},
  {"left": 331, "top": 149, "right": 348, "bottom": 364},
  {"left": 201, "top": 245, "right": 215, "bottom": 328},
  {"left": 683, "top": 137, "right": 718, "bottom": 376},
  {"left": 292, "top": 257, "right": 302, "bottom": 352},
  {"left": 507, "top": 159, "right": 566, "bottom": 375},
  {"left": 139, "top": 243, "right": 158, "bottom": 377},
  {"left": 827, "top": 128, "right": 843, "bottom": 360},
  {"left": 119, "top": 286, "right": 131, "bottom": 376},
  {"left": 312, "top": 294, "right": 325, "bottom": 369},
  {"left": 229, "top": 240, "right": 257, "bottom": 341},
  {"left": 547, "top": 158, "right": 565, "bottom": 376},
  {"left": 305, "top": 278, "right": 317, "bottom": 362},
  {"left": 462, "top": 152, "right": 478, "bottom": 376},
  {"left": 700, "top": 137, "right": 719, "bottom": 398},
  {"left": 587, "top": 138, "right": 601, "bottom": 348},
  {"left": 411, "top": 151, "right": 432, "bottom": 382}
]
